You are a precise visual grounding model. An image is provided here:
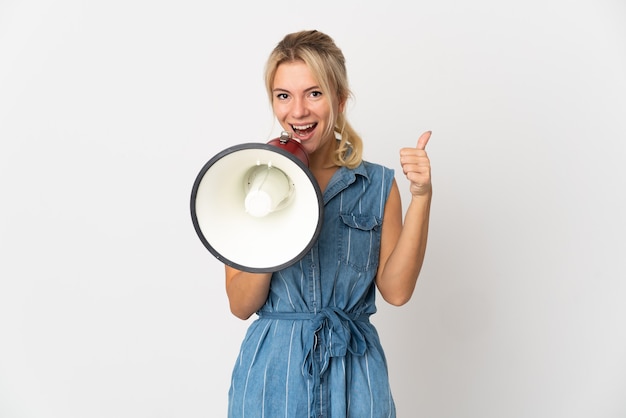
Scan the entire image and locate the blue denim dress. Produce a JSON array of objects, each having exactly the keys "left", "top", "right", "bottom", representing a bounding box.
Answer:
[{"left": 228, "top": 161, "right": 396, "bottom": 418}]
